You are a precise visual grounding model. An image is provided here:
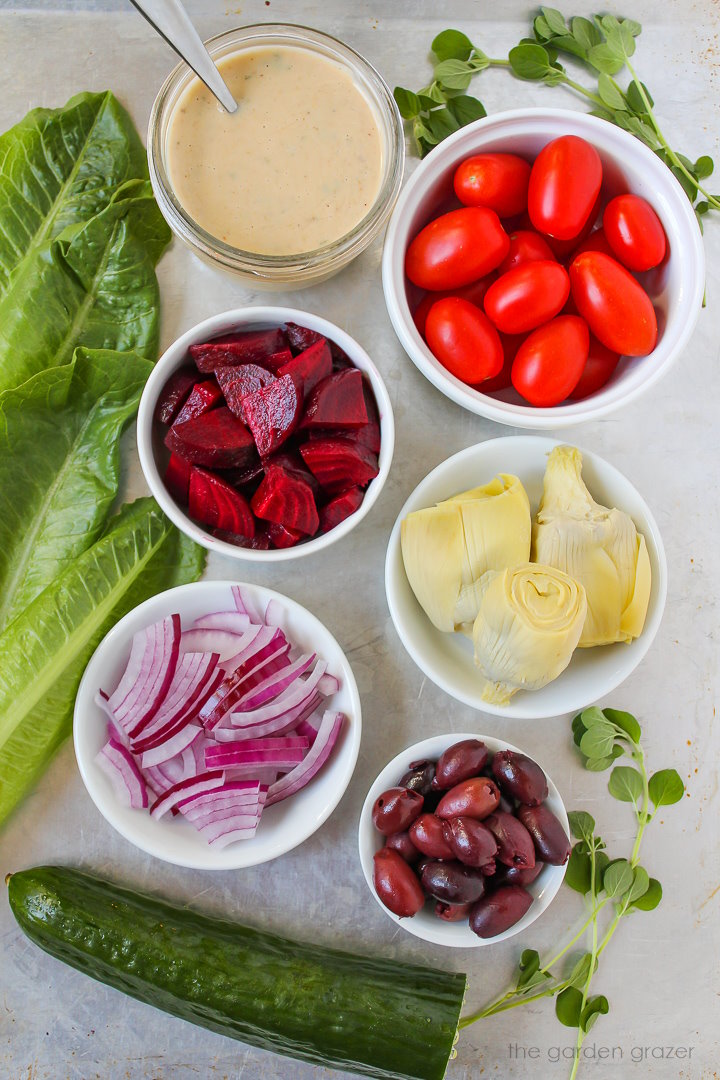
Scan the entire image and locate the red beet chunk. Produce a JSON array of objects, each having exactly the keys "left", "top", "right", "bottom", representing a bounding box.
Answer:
[
  {"left": 300, "top": 369, "right": 369, "bottom": 430},
  {"left": 278, "top": 339, "right": 332, "bottom": 399},
  {"left": 214, "top": 526, "right": 271, "bottom": 550},
  {"left": 251, "top": 464, "right": 319, "bottom": 536},
  {"left": 319, "top": 487, "right": 364, "bottom": 533},
  {"left": 263, "top": 449, "right": 321, "bottom": 499},
  {"left": 173, "top": 380, "right": 223, "bottom": 426},
  {"left": 268, "top": 521, "right": 304, "bottom": 548},
  {"left": 165, "top": 407, "right": 257, "bottom": 468},
  {"left": 262, "top": 348, "right": 293, "bottom": 373},
  {"left": 188, "top": 467, "right": 255, "bottom": 537},
  {"left": 215, "top": 364, "right": 276, "bottom": 422},
  {"left": 154, "top": 367, "right": 196, "bottom": 425},
  {"left": 164, "top": 453, "right": 192, "bottom": 501},
  {"left": 243, "top": 374, "right": 303, "bottom": 457},
  {"left": 219, "top": 459, "right": 265, "bottom": 492},
  {"left": 300, "top": 437, "right": 379, "bottom": 493},
  {"left": 190, "top": 328, "right": 289, "bottom": 372},
  {"left": 285, "top": 322, "right": 323, "bottom": 354}
]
